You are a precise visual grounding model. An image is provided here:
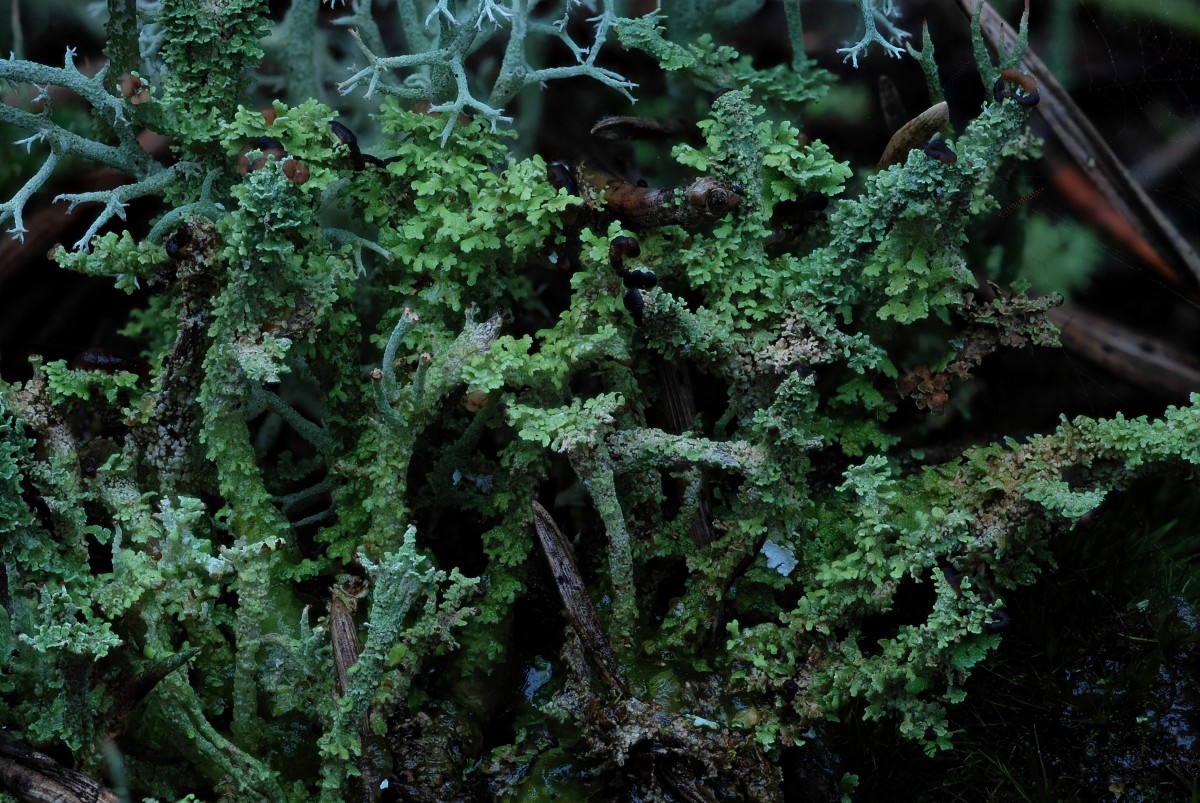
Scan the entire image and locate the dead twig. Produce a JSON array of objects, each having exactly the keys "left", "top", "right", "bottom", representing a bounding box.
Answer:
[
  {"left": 954, "top": 0, "right": 1200, "bottom": 288},
  {"left": 1048, "top": 304, "right": 1200, "bottom": 399},
  {"left": 328, "top": 580, "right": 383, "bottom": 803},
  {"left": 0, "top": 730, "right": 119, "bottom": 803},
  {"left": 531, "top": 500, "right": 626, "bottom": 696},
  {"left": 104, "top": 647, "right": 200, "bottom": 742},
  {"left": 877, "top": 101, "right": 949, "bottom": 169}
]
